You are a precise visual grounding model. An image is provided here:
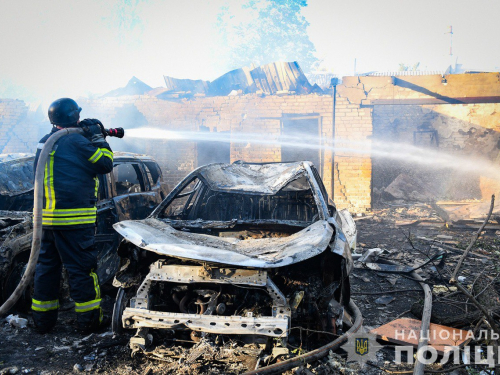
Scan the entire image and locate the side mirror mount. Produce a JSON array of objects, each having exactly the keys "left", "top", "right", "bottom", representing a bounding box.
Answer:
[{"left": 327, "top": 204, "right": 336, "bottom": 217}]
